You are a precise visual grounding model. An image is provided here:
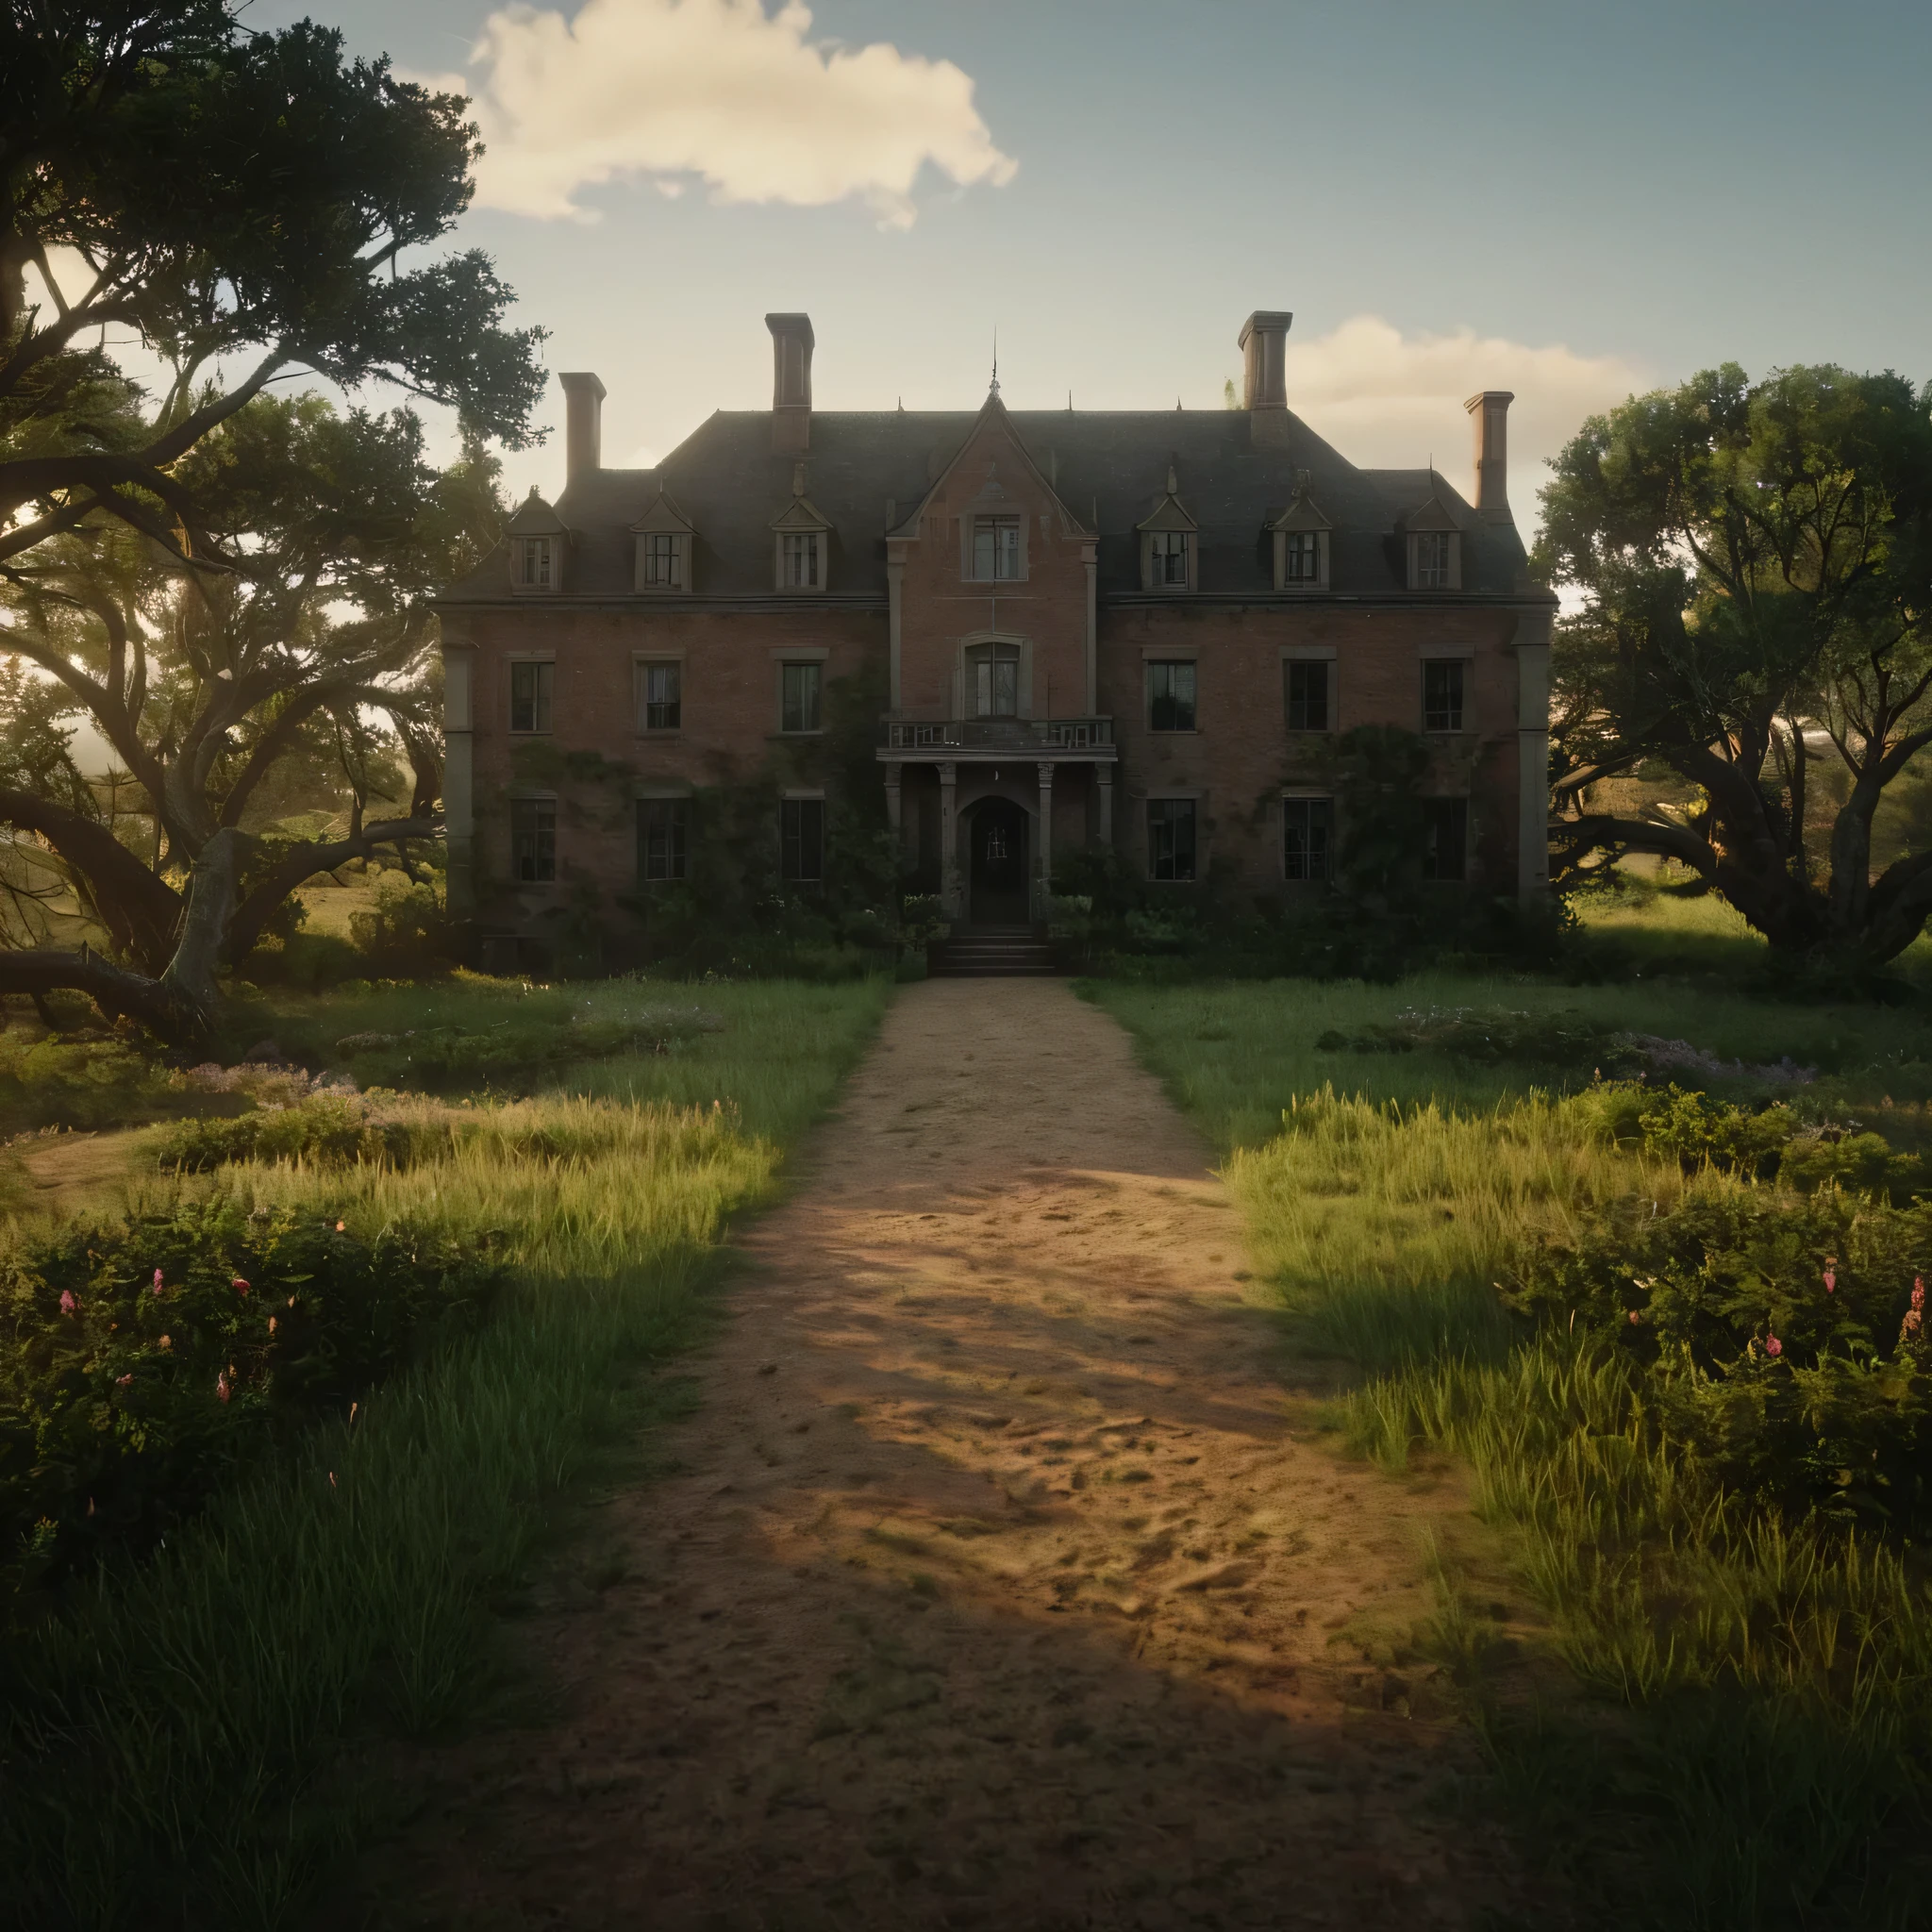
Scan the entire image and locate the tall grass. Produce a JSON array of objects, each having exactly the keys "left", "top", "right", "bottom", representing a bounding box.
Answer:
[{"left": 0, "top": 977, "right": 891, "bottom": 1931}]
